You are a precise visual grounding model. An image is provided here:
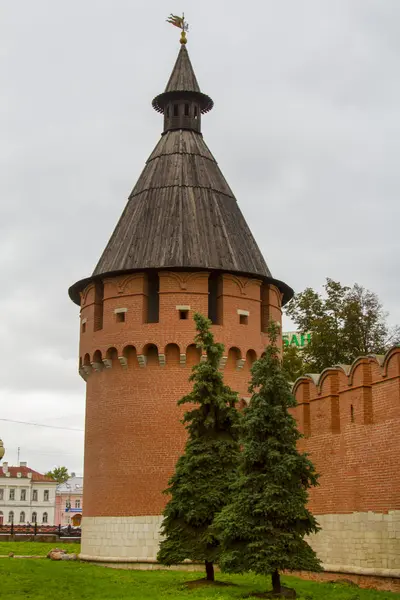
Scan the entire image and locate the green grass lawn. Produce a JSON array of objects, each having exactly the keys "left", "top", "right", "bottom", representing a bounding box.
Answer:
[
  {"left": 0, "top": 541, "right": 81, "bottom": 556},
  {"left": 0, "top": 559, "right": 399, "bottom": 600}
]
